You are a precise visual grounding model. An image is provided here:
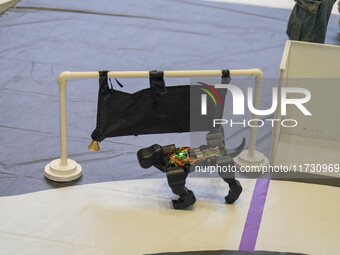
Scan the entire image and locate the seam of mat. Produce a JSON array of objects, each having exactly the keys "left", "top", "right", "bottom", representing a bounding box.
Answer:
[
  {"left": 0, "top": 230, "right": 115, "bottom": 253},
  {"left": 80, "top": 181, "right": 215, "bottom": 204},
  {"left": 80, "top": 179, "right": 253, "bottom": 209},
  {"left": 0, "top": 178, "right": 249, "bottom": 209}
]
